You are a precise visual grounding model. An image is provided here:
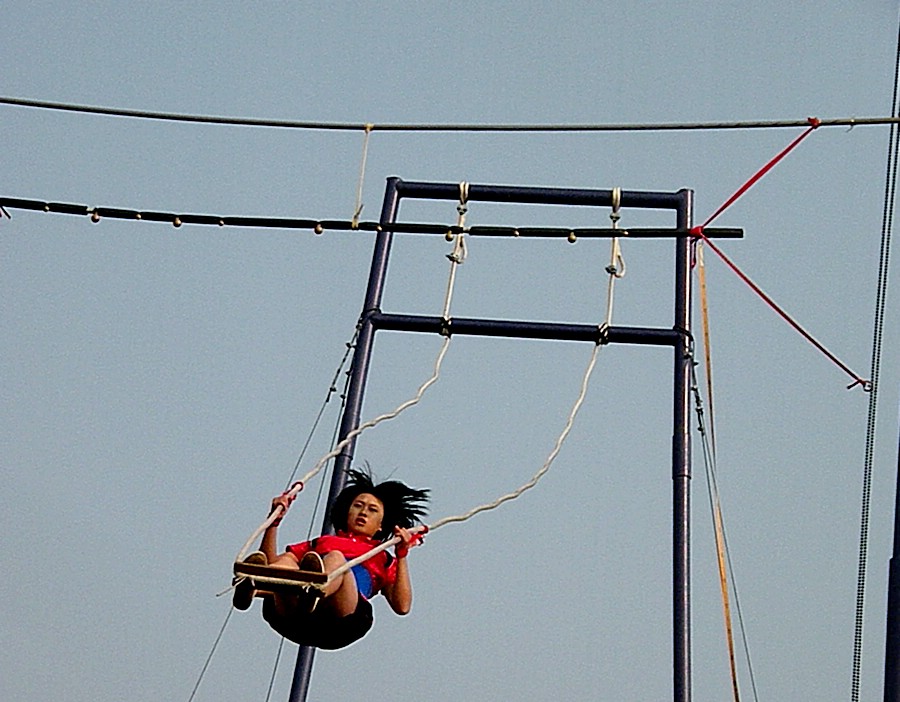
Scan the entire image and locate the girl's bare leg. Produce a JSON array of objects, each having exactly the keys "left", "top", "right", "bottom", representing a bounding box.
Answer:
[{"left": 321, "top": 551, "right": 359, "bottom": 617}]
